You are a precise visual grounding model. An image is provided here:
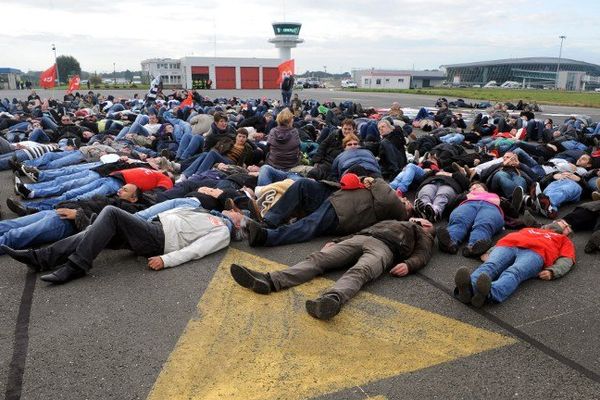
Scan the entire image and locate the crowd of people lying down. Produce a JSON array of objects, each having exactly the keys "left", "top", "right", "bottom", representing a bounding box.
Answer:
[{"left": 0, "top": 89, "right": 597, "bottom": 319}]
